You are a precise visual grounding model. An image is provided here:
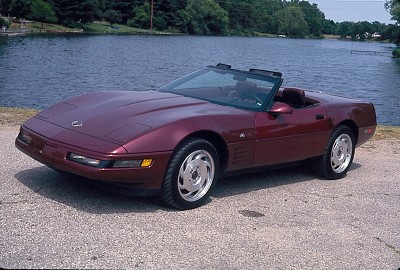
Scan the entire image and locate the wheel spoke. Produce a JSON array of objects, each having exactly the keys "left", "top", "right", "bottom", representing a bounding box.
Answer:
[
  {"left": 177, "top": 149, "right": 215, "bottom": 202},
  {"left": 330, "top": 133, "right": 353, "bottom": 173},
  {"left": 161, "top": 139, "right": 219, "bottom": 209}
]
